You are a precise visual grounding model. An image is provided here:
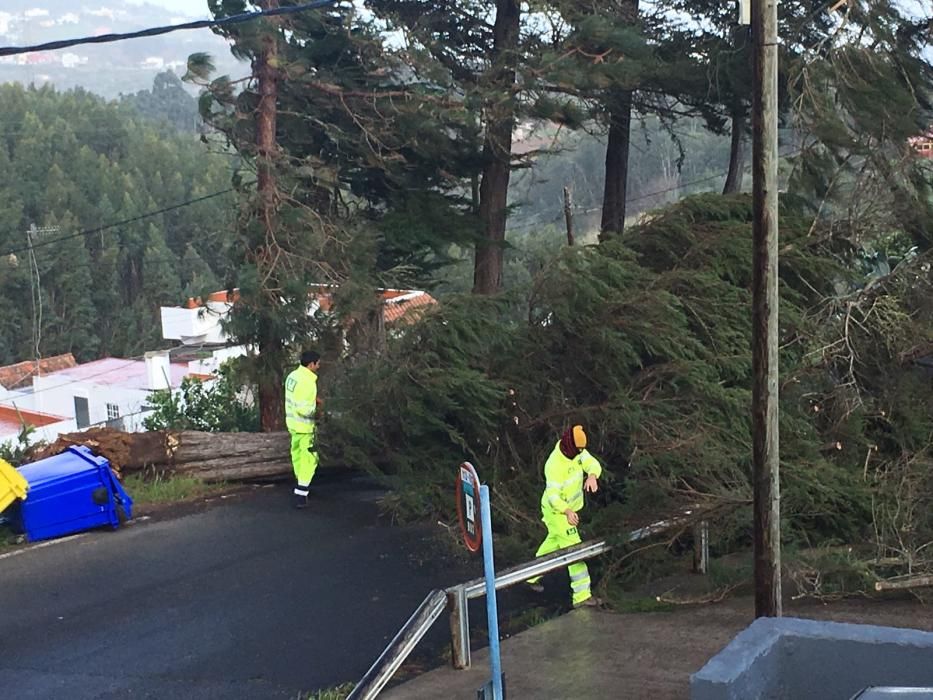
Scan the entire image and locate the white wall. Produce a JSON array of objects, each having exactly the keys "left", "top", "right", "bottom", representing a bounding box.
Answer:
[
  {"left": 0, "top": 418, "right": 79, "bottom": 445},
  {"left": 187, "top": 345, "right": 248, "bottom": 376},
  {"left": 29, "top": 375, "right": 154, "bottom": 432},
  {"left": 161, "top": 302, "right": 231, "bottom": 345},
  {"left": 0, "top": 389, "right": 39, "bottom": 413}
]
